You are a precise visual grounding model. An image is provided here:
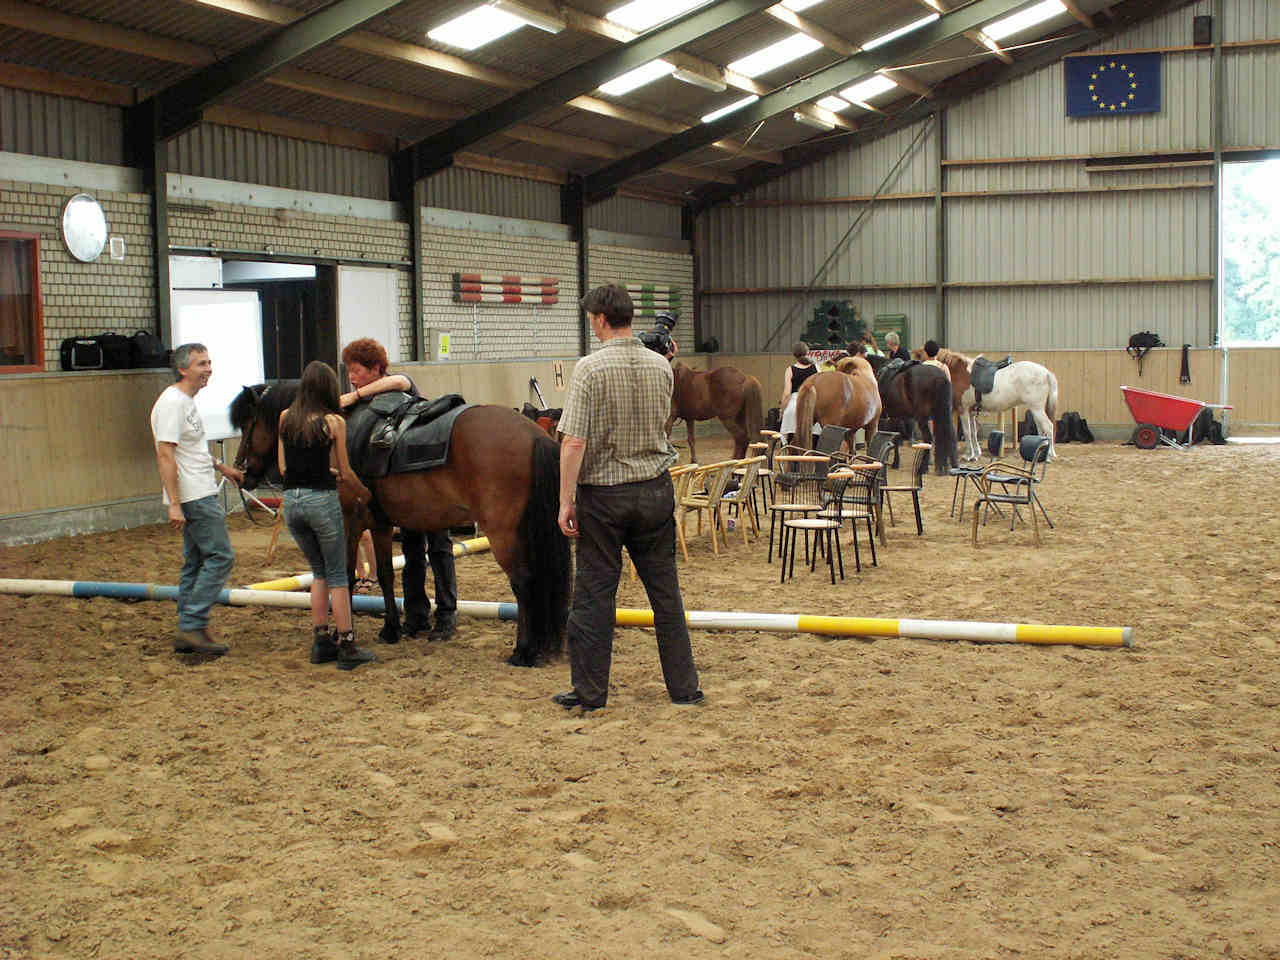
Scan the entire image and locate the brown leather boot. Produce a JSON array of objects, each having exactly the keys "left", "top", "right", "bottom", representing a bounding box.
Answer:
[{"left": 174, "top": 629, "right": 228, "bottom": 657}]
